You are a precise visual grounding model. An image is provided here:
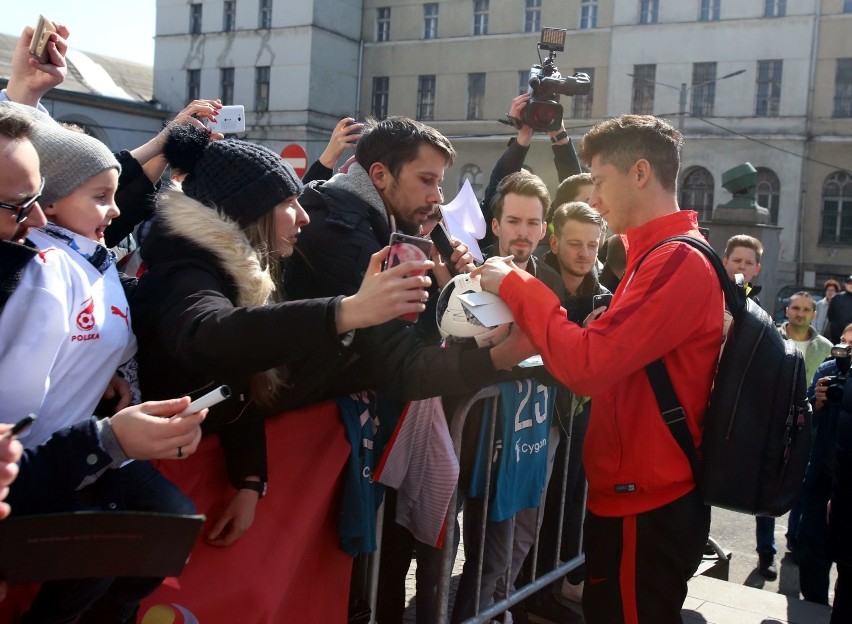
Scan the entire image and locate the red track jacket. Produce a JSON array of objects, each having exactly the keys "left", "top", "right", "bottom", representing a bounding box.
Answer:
[{"left": 499, "top": 211, "right": 724, "bottom": 517}]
